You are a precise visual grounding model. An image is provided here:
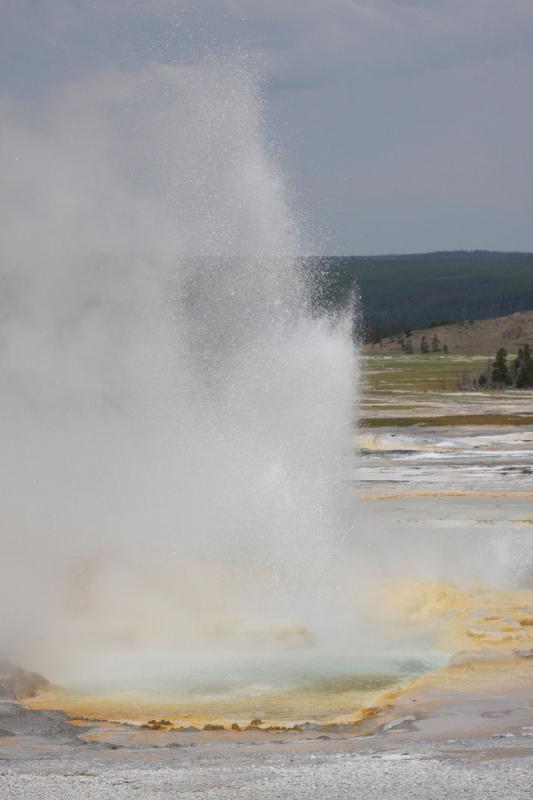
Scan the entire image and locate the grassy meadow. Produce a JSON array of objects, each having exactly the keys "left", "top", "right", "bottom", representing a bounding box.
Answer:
[{"left": 361, "top": 353, "right": 533, "bottom": 427}]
